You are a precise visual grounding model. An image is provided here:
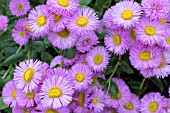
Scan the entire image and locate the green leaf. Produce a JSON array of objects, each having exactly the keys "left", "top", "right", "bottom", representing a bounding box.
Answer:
[
  {"left": 151, "top": 77, "right": 163, "bottom": 92},
  {"left": 32, "top": 41, "right": 46, "bottom": 52},
  {"left": 120, "top": 60, "right": 134, "bottom": 74},
  {"left": 0, "top": 97, "right": 7, "bottom": 110},
  {"left": 0, "top": 51, "right": 26, "bottom": 66},
  {"left": 65, "top": 47, "right": 76, "bottom": 59},
  {"left": 79, "top": 0, "right": 92, "bottom": 6},
  {"left": 97, "top": 77, "right": 107, "bottom": 86},
  {"left": 108, "top": 80, "right": 119, "bottom": 98},
  {"left": 41, "top": 51, "right": 53, "bottom": 63}
]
